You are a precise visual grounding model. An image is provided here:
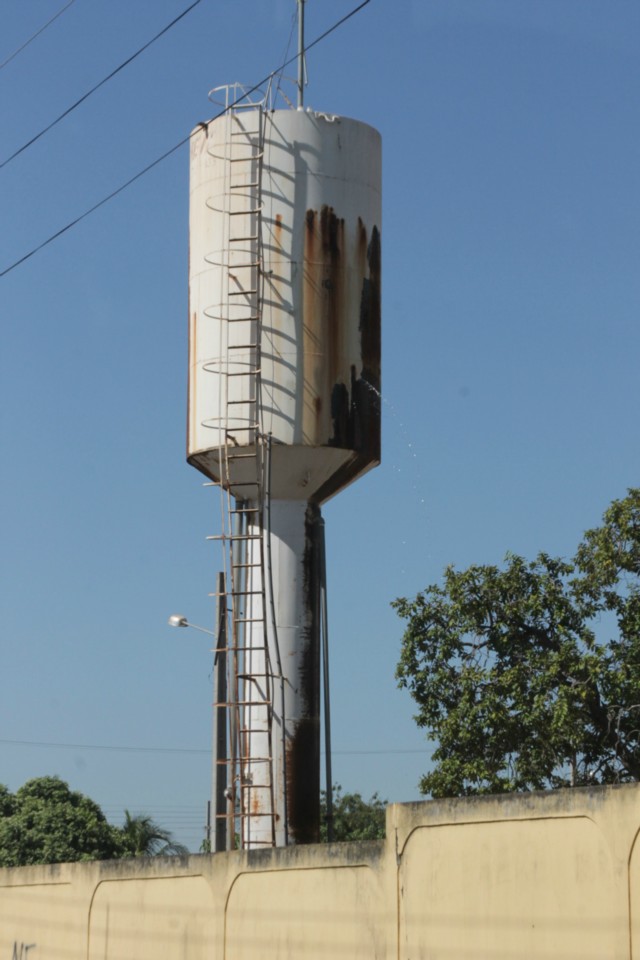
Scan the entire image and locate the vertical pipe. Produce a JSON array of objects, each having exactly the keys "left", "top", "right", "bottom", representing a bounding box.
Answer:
[
  {"left": 213, "top": 571, "right": 228, "bottom": 852},
  {"left": 297, "top": 0, "right": 305, "bottom": 108},
  {"left": 318, "top": 518, "right": 334, "bottom": 842},
  {"left": 265, "top": 435, "right": 289, "bottom": 846}
]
